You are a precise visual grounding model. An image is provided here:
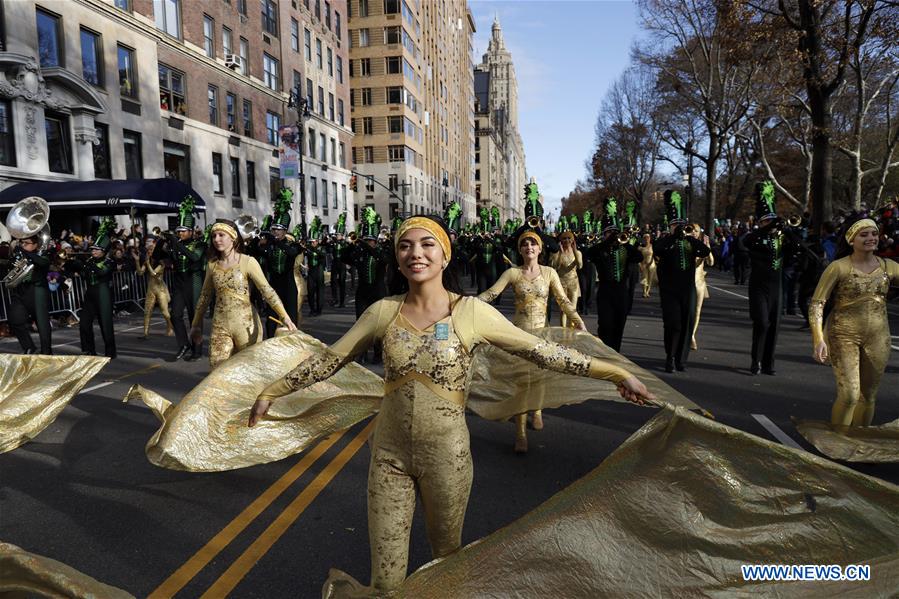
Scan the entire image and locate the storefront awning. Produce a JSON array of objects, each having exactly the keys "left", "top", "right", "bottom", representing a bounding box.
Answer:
[{"left": 0, "top": 178, "right": 206, "bottom": 215}]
